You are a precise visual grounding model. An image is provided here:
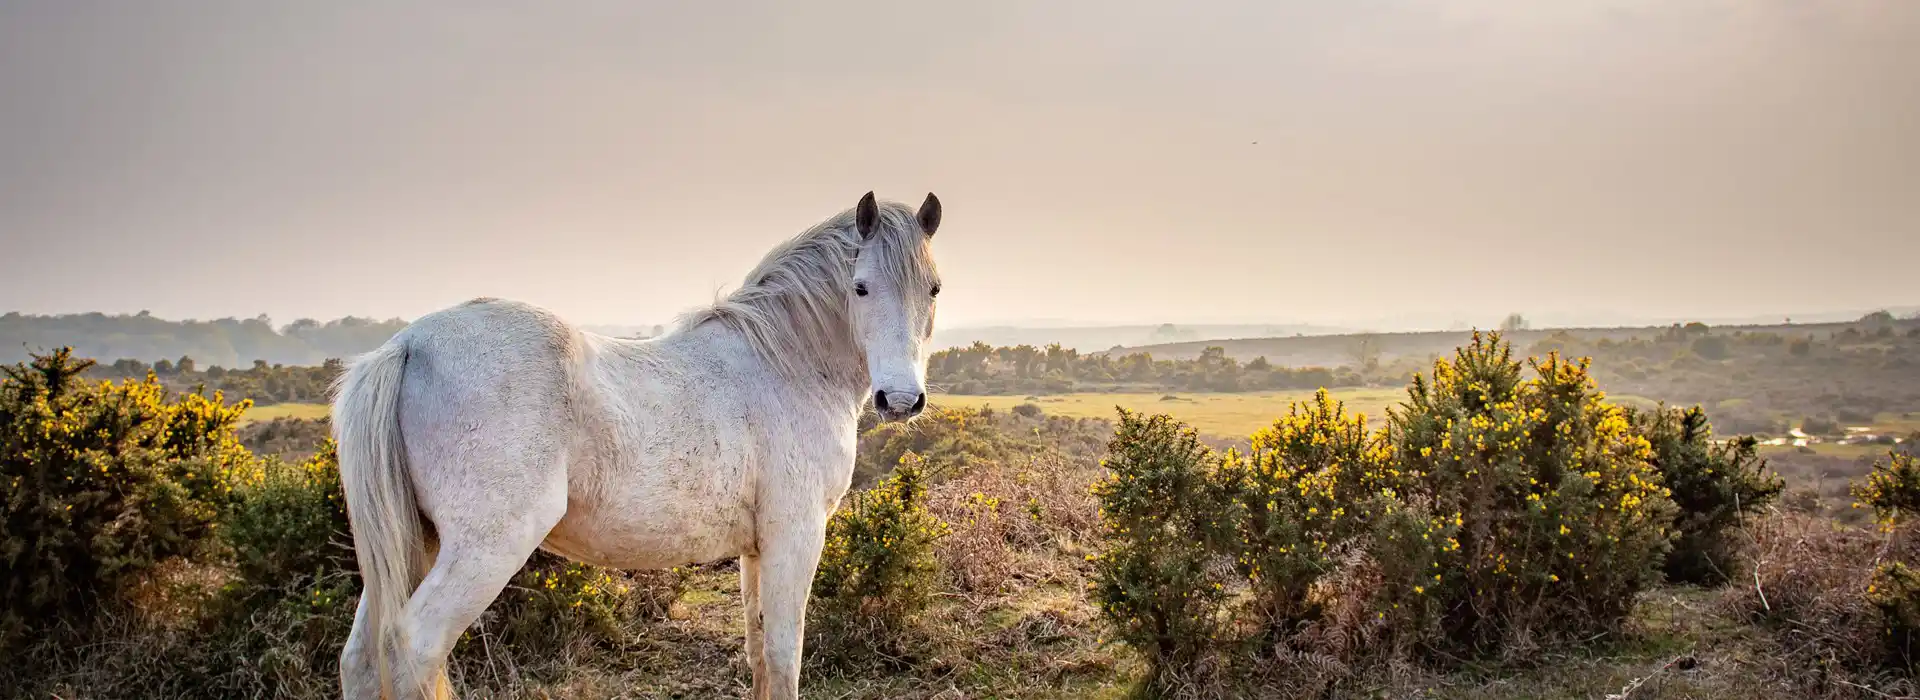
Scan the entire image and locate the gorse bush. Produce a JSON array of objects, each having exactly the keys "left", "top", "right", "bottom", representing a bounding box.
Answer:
[
  {"left": 1635, "top": 405, "right": 1782, "bottom": 584},
  {"left": 811, "top": 453, "right": 949, "bottom": 664},
  {"left": 479, "top": 552, "right": 689, "bottom": 656},
  {"left": 1090, "top": 410, "right": 1238, "bottom": 686},
  {"left": 2, "top": 348, "right": 737, "bottom": 698},
  {"left": 190, "top": 434, "right": 359, "bottom": 693},
  {"left": 1217, "top": 389, "right": 1453, "bottom": 689},
  {"left": 221, "top": 439, "right": 352, "bottom": 587},
  {"left": 1871, "top": 561, "right": 1920, "bottom": 670},
  {"left": 1389, "top": 333, "right": 1676, "bottom": 654},
  {"left": 1856, "top": 452, "right": 1920, "bottom": 528},
  {"left": 1, "top": 348, "right": 253, "bottom": 646},
  {"left": 1731, "top": 505, "right": 1920, "bottom": 687},
  {"left": 1092, "top": 331, "right": 1708, "bottom": 689},
  {"left": 1849, "top": 451, "right": 1920, "bottom": 671},
  {"left": 853, "top": 404, "right": 1110, "bottom": 487},
  {"left": 1221, "top": 389, "right": 1400, "bottom": 644}
]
